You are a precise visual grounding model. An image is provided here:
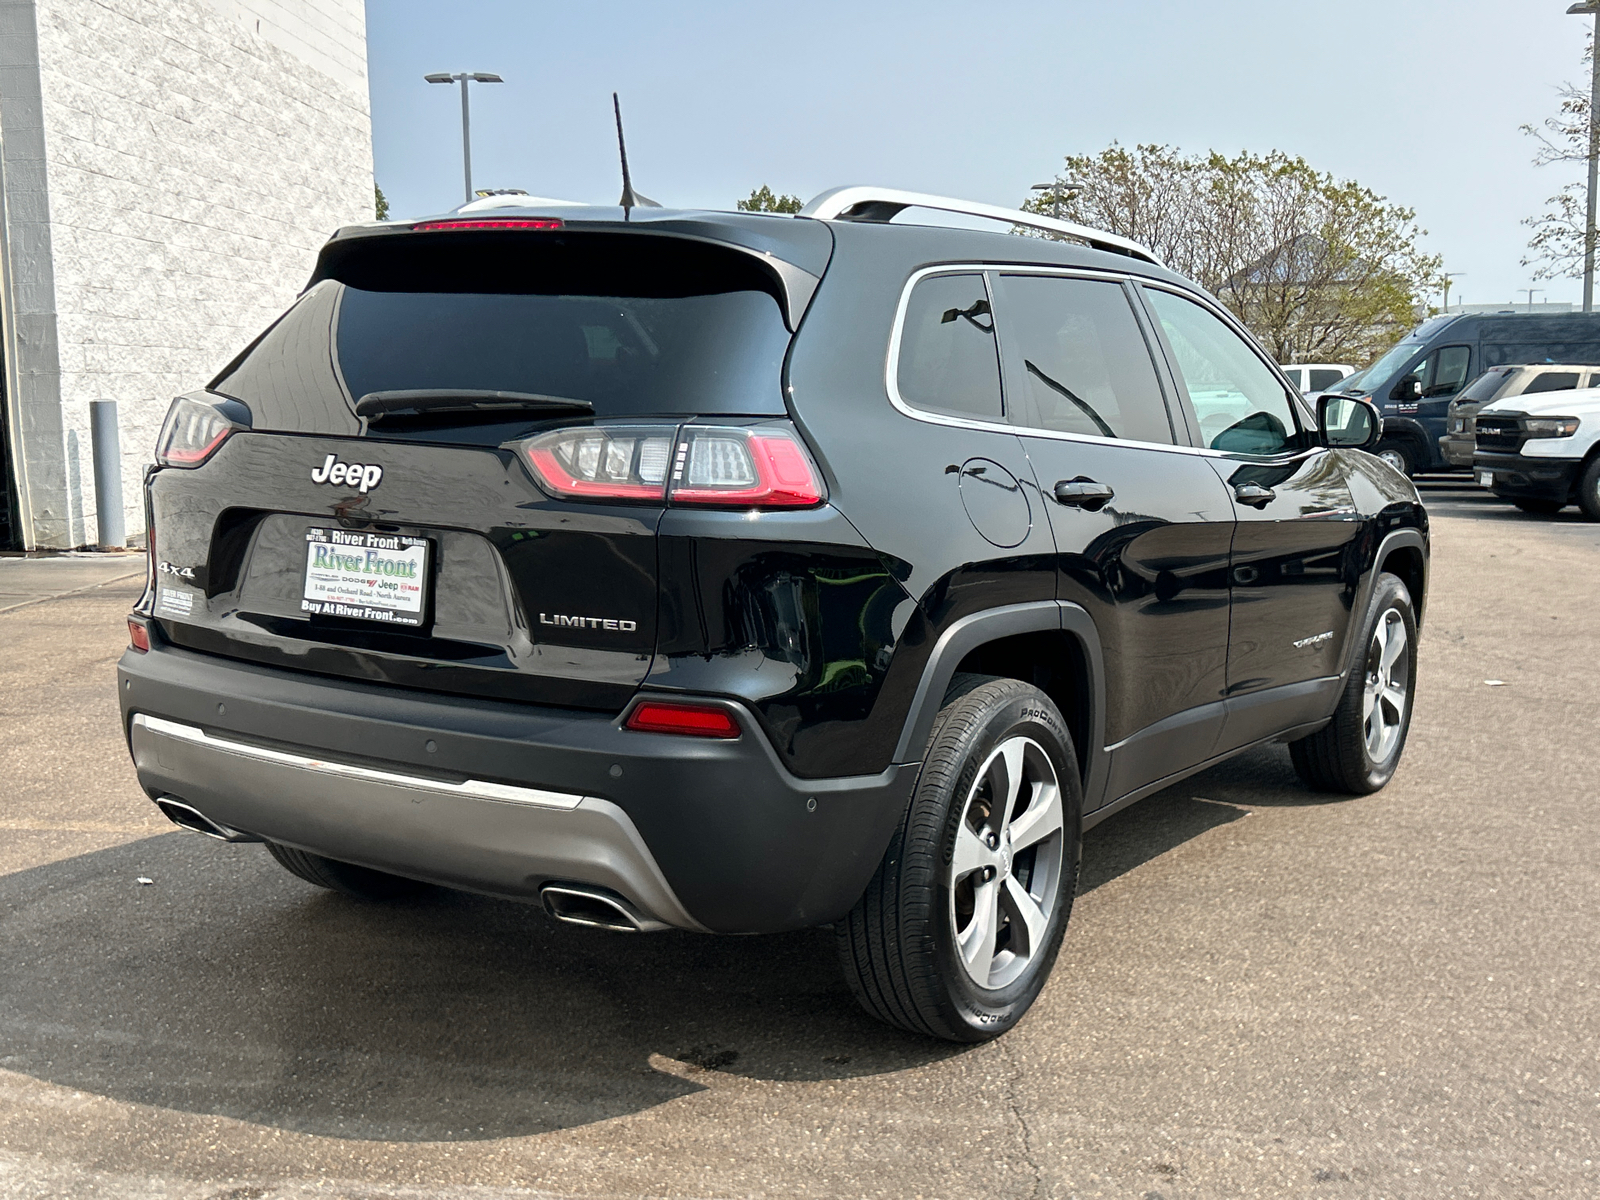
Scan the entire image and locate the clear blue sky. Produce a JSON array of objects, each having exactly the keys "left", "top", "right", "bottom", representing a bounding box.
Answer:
[{"left": 367, "top": 0, "right": 1587, "bottom": 309}]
